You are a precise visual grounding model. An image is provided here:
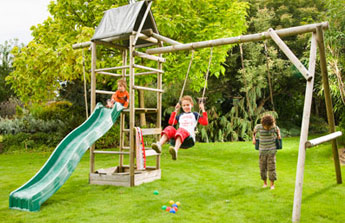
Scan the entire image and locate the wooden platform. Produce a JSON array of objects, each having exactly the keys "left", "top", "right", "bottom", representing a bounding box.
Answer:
[{"left": 89, "top": 166, "right": 161, "bottom": 187}]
